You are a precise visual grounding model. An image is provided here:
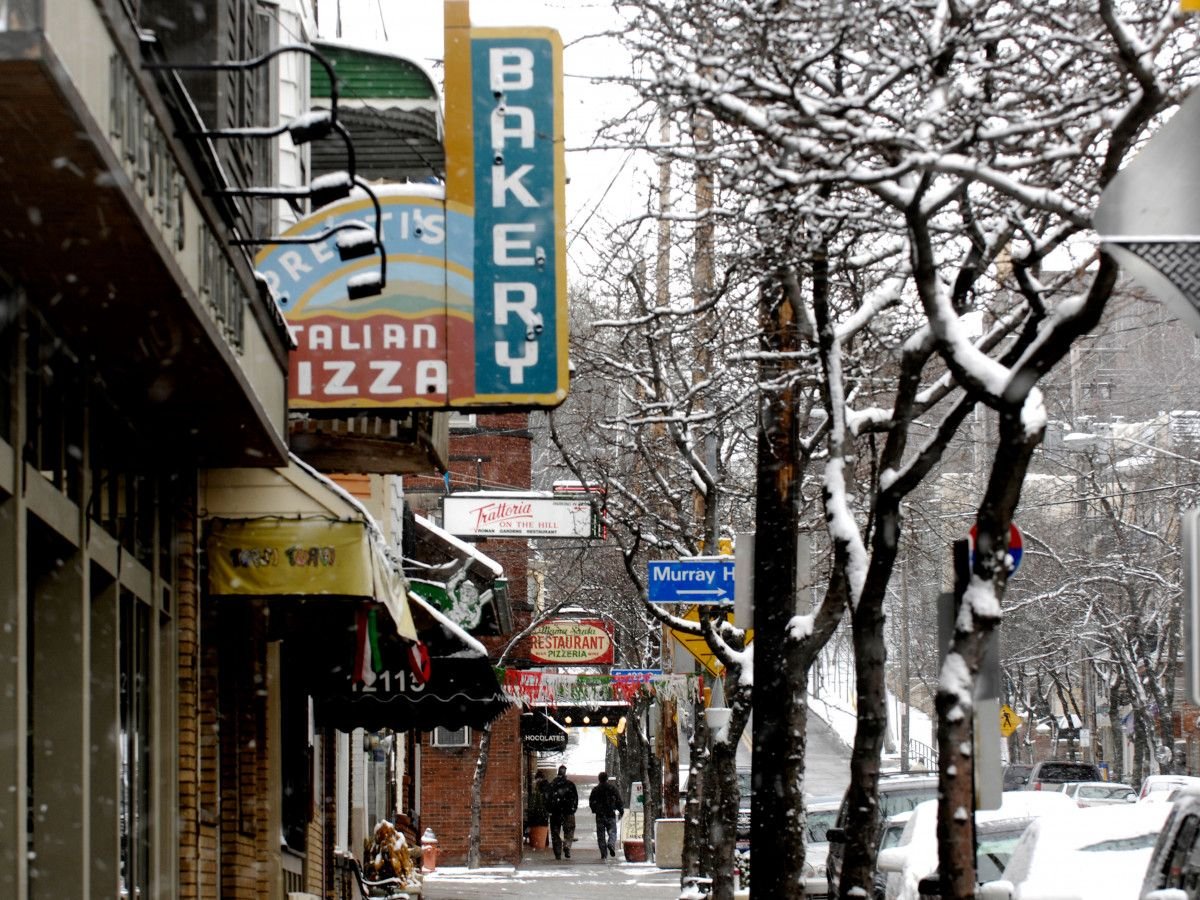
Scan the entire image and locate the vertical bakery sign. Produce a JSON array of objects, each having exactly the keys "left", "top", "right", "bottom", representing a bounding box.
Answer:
[{"left": 255, "top": 0, "right": 568, "bottom": 410}]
